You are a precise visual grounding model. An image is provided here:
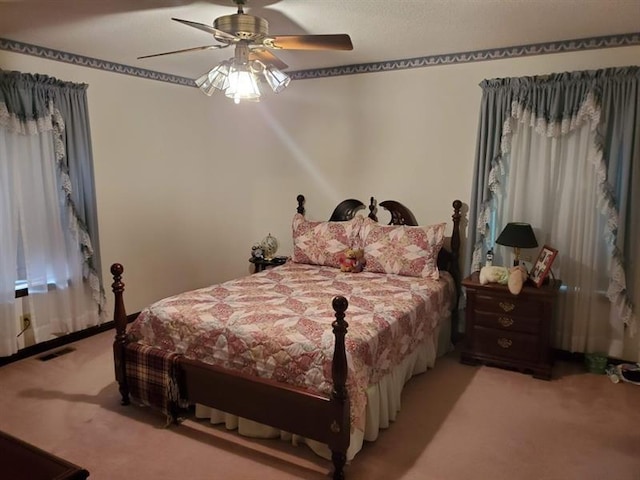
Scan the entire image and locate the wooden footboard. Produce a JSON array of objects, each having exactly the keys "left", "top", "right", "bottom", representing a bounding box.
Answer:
[{"left": 111, "top": 263, "right": 351, "bottom": 479}]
